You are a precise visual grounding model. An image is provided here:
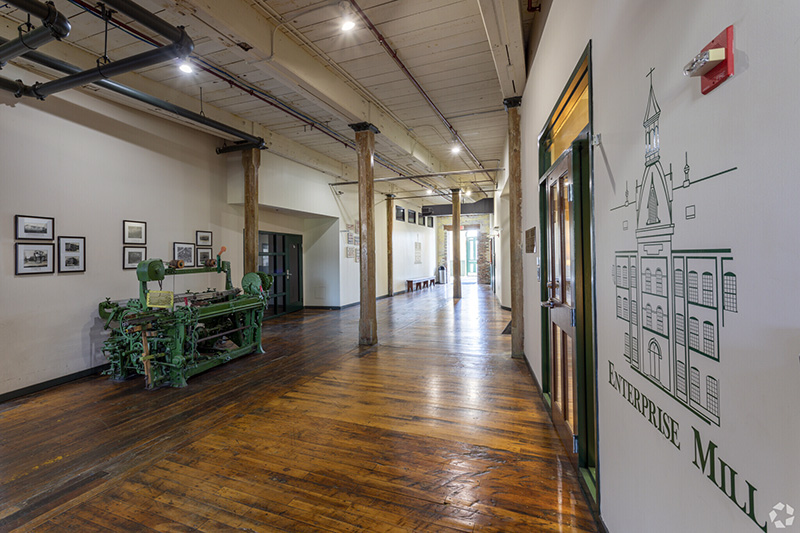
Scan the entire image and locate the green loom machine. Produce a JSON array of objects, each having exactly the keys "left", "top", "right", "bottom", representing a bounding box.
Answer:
[{"left": 98, "top": 248, "right": 273, "bottom": 389}]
